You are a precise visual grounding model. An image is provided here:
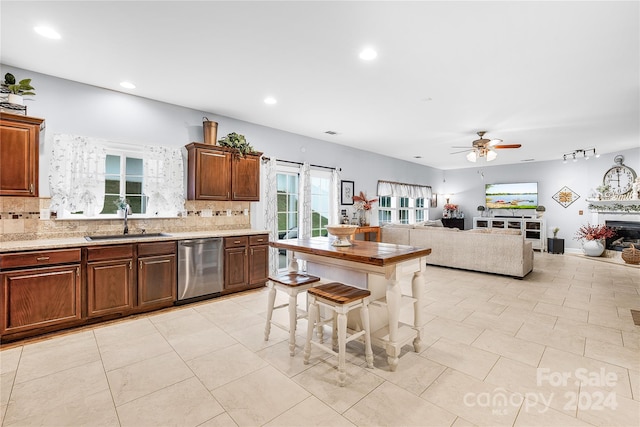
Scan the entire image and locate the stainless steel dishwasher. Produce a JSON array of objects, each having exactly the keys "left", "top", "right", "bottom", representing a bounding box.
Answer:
[{"left": 177, "top": 238, "right": 223, "bottom": 302}]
